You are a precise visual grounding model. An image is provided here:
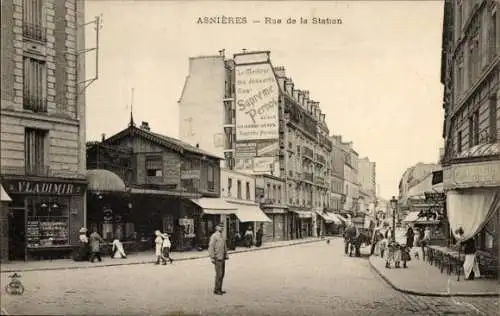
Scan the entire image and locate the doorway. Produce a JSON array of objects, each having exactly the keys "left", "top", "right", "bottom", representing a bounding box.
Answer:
[{"left": 8, "top": 208, "right": 26, "bottom": 261}]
